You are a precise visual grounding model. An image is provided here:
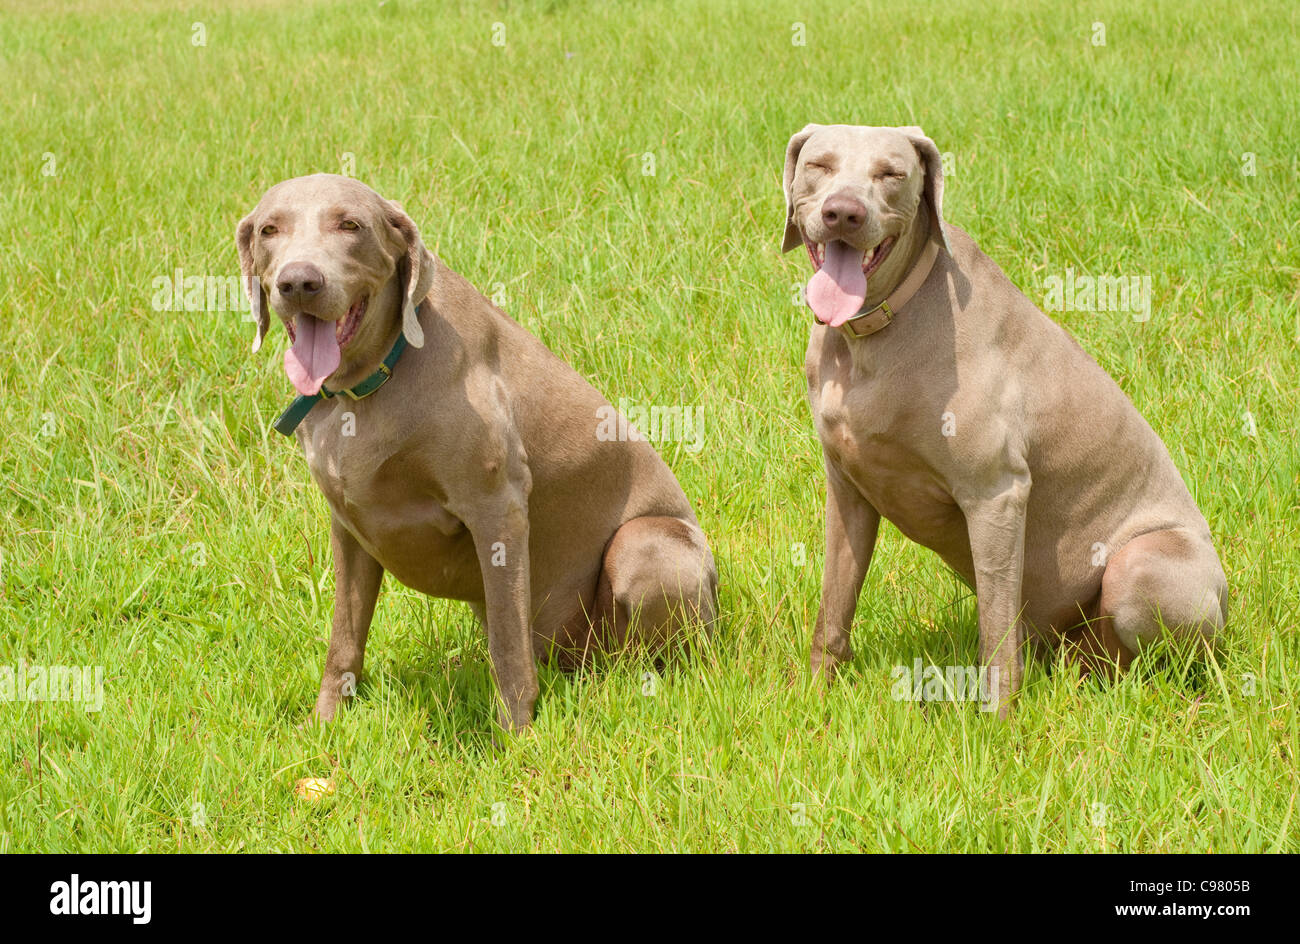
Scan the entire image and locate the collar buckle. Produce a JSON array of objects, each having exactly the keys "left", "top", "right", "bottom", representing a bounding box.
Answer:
[
  {"left": 334, "top": 362, "right": 392, "bottom": 401},
  {"left": 837, "top": 300, "right": 893, "bottom": 339}
]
